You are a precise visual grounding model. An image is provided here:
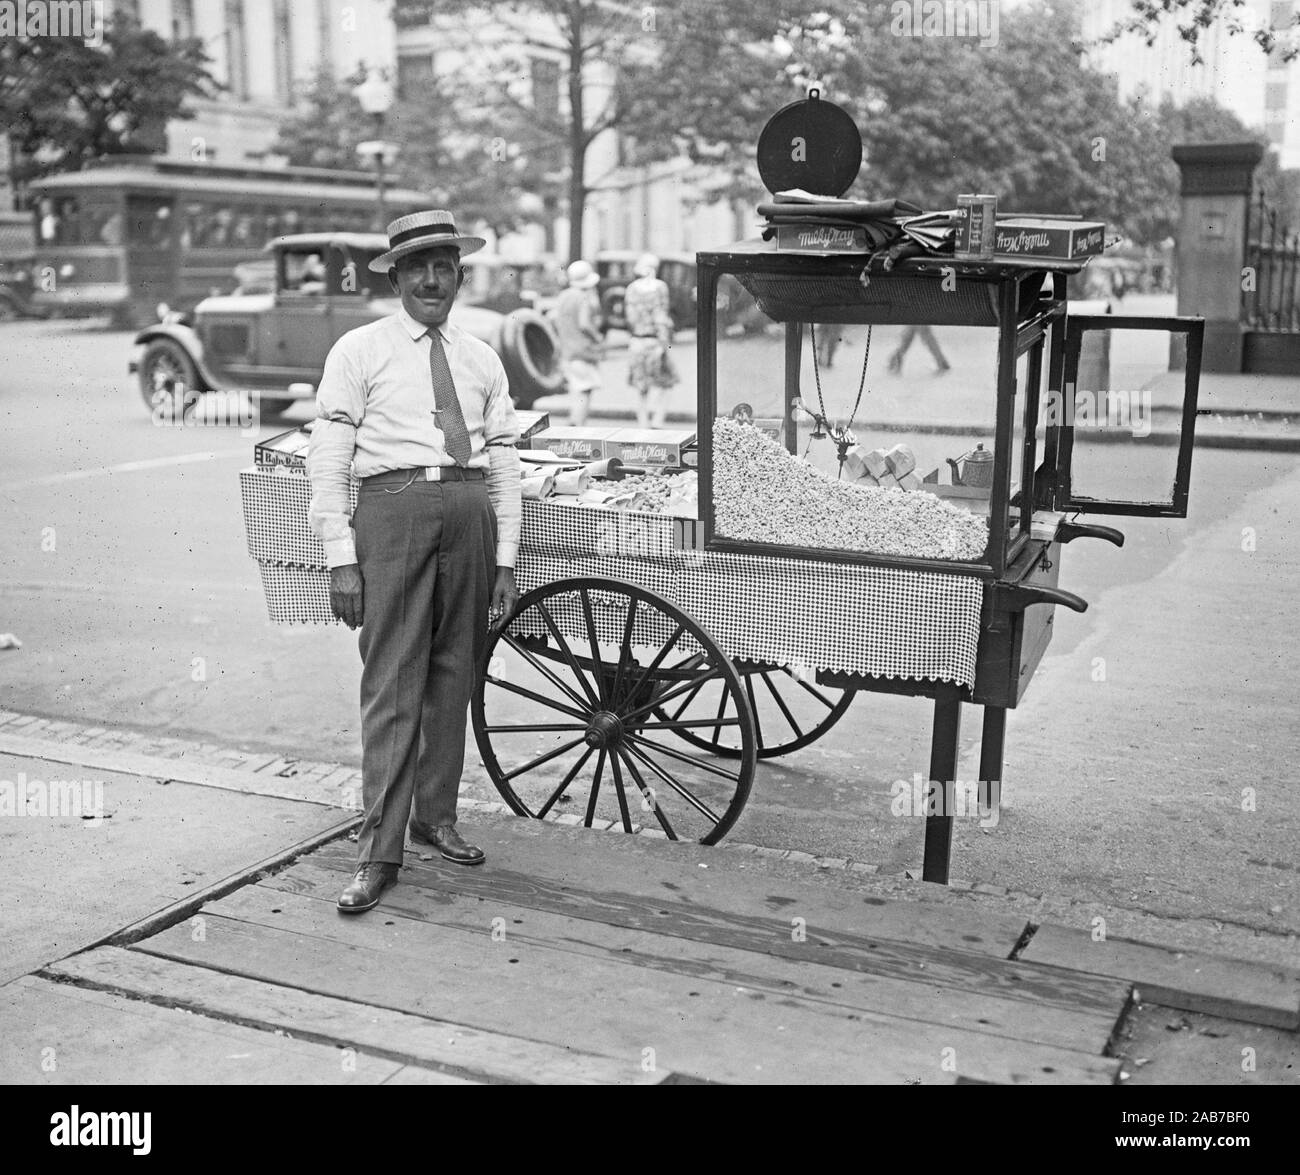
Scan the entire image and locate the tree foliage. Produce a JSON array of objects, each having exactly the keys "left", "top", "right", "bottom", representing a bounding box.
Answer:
[
  {"left": 267, "top": 0, "right": 1292, "bottom": 250},
  {"left": 0, "top": 12, "right": 216, "bottom": 192},
  {"left": 1099, "top": 0, "right": 1300, "bottom": 64}
]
